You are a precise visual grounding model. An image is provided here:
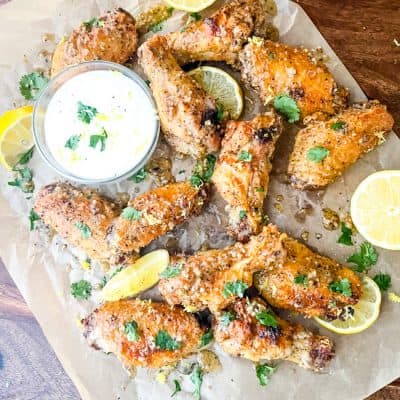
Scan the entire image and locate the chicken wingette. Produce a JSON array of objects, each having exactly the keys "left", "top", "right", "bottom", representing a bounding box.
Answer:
[
  {"left": 159, "top": 225, "right": 361, "bottom": 318},
  {"left": 239, "top": 38, "right": 349, "bottom": 119},
  {"left": 83, "top": 299, "right": 205, "bottom": 369},
  {"left": 212, "top": 112, "right": 282, "bottom": 242},
  {"left": 288, "top": 101, "right": 395, "bottom": 189},
  {"left": 138, "top": 35, "right": 221, "bottom": 158},
  {"left": 51, "top": 8, "right": 138, "bottom": 76},
  {"left": 165, "top": 0, "right": 269, "bottom": 66},
  {"left": 214, "top": 297, "right": 334, "bottom": 371}
]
